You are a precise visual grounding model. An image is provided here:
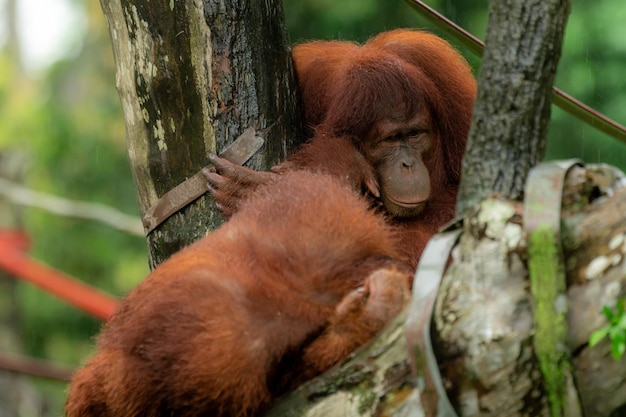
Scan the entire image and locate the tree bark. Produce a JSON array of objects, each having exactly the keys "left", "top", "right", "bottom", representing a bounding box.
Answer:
[
  {"left": 456, "top": 0, "right": 571, "bottom": 215},
  {"left": 99, "top": 0, "right": 302, "bottom": 268}
]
